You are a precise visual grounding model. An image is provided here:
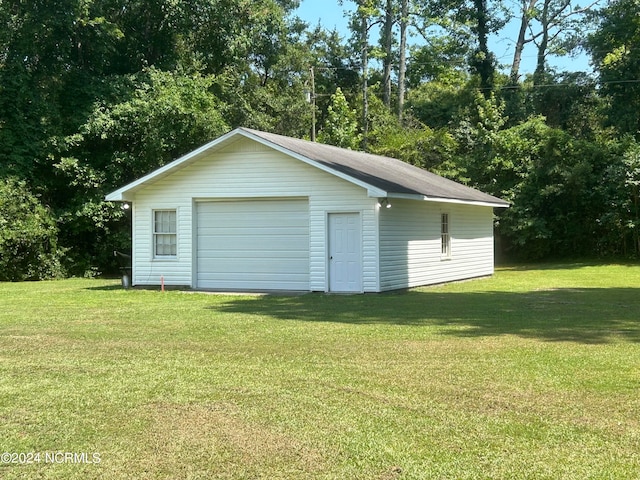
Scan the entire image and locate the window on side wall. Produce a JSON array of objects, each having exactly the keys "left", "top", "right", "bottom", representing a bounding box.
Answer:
[
  {"left": 154, "top": 209, "right": 177, "bottom": 258},
  {"left": 441, "top": 213, "right": 451, "bottom": 259}
]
